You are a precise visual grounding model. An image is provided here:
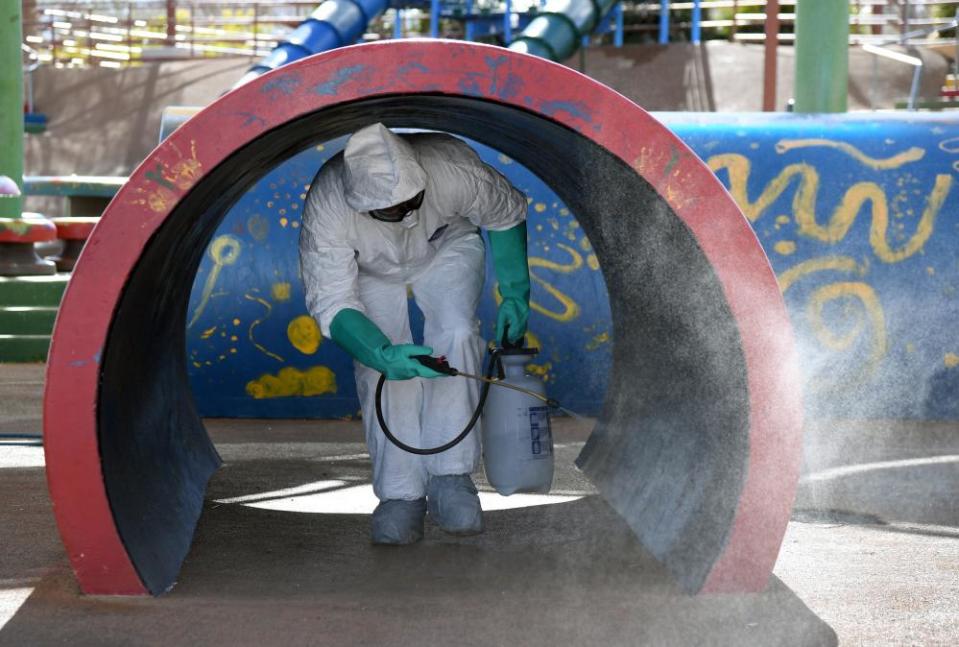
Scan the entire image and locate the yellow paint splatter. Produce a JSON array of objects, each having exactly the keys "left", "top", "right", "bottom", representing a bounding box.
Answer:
[
  {"left": 776, "top": 215, "right": 791, "bottom": 226},
  {"left": 233, "top": 318, "right": 241, "bottom": 326},
  {"left": 775, "top": 139, "right": 925, "bottom": 170},
  {"left": 945, "top": 353, "right": 959, "bottom": 368},
  {"left": 246, "top": 366, "right": 337, "bottom": 399},
  {"left": 586, "top": 254, "right": 600, "bottom": 271},
  {"left": 926, "top": 266, "right": 935, "bottom": 276},
  {"left": 774, "top": 241, "right": 797, "bottom": 256},
  {"left": 288, "top": 315, "right": 322, "bottom": 355},
  {"left": 579, "top": 238, "right": 592, "bottom": 252},
  {"left": 586, "top": 332, "right": 610, "bottom": 351},
  {"left": 280, "top": 217, "right": 289, "bottom": 227},
  {"left": 271, "top": 282, "right": 292, "bottom": 302},
  {"left": 534, "top": 203, "right": 547, "bottom": 213},
  {"left": 200, "top": 326, "right": 217, "bottom": 340},
  {"left": 905, "top": 343, "right": 916, "bottom": 353},
  {"left": 188, "top": 235, "right": 242, "bottom": 328},
  {"left": 559, "top": 208, "right": 569, "bottom": 216}
]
